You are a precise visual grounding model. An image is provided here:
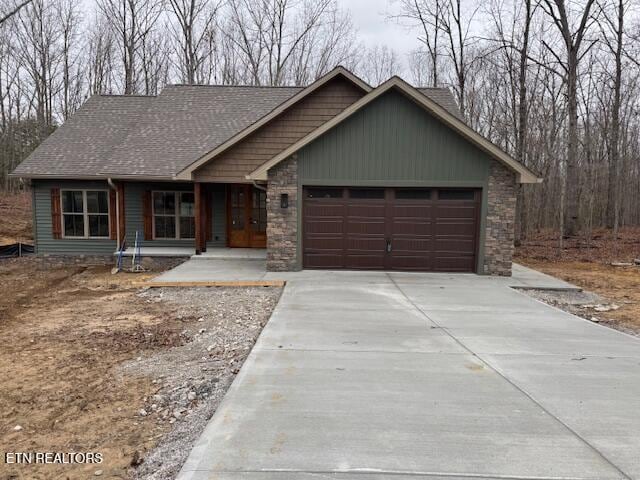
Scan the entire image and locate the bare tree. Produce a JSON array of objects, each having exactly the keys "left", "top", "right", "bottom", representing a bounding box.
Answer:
[
  {"left": 357, "top": 45, "right": 401, "bottom": 86},
  {"left": 0, "top": 0, "right": 33, "bottom": 25},
  {"left": 541, "top": 0, "right": 597, "bottom": 237},
  {"left": 597, "top": 0, "right": 626, "bottom": 234},
  {"left": 392, "top": 0, "right": 444, "bottom": 87},
  {"left": 97, "top": 0, "right": 164, "bottom": 94},
  {"left": 167, "top": 0, "right": 221, "bottom": 84}
]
